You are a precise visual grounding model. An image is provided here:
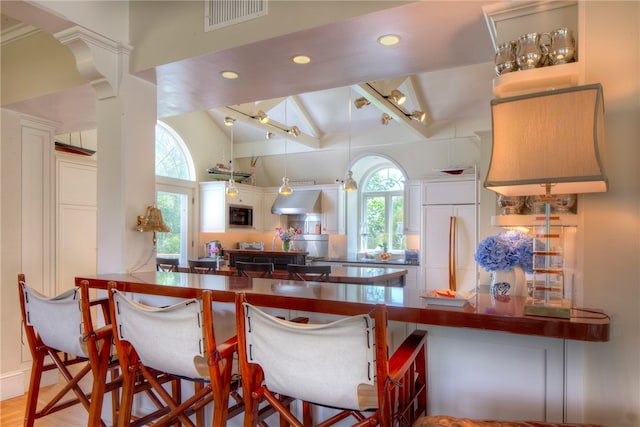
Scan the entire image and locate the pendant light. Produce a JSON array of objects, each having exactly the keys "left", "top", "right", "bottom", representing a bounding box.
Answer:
[
  {"left": 344, "top": 88, "right": 358, "bottom": 192},
  {"left": 225, "top": 117, "right": 239, "bottom": 197},
  {"left": 278, "top": 99, "right": 293, "bottom": 196}
]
